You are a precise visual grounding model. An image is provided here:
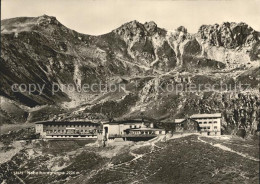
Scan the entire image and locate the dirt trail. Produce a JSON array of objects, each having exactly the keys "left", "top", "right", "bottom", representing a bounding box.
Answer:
[
  {"left": 110, "top": 136, "right": 164, "bottom": 169},
  {"left": 80, "top": 136, "right": 165, "bottom": 184},
  {"left": 198, "top": 136, "right": 259, "bottom": 162}
]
